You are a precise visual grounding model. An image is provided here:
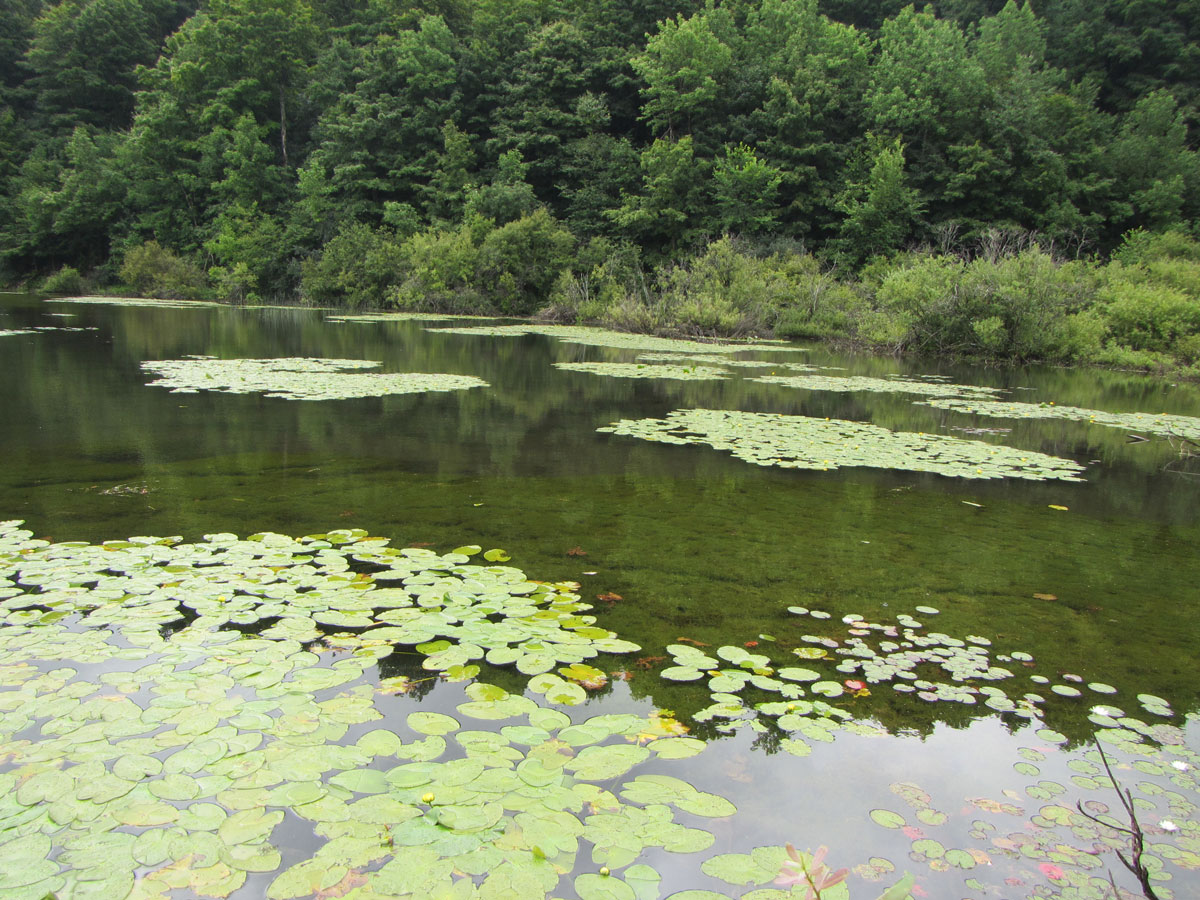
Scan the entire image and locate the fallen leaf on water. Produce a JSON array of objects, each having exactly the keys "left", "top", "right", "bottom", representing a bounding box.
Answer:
[
  {"left": 676, "top": 637, "right": 710, "bottom": 646},
  {"left": 317, "top": 871, "right": 369, "bottom": 899},
  {"left": 1033, "top": 593, "right": 1057, "bottom": 601},
  {"left": 1048, "top": 504, "right": 1069, "bottom": 511},
  {"left": 566, "top": 546, "right": 587, "bottom": 556},
  {"left": 596, "top": 592, "right": 622, "bottom": 604}
]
